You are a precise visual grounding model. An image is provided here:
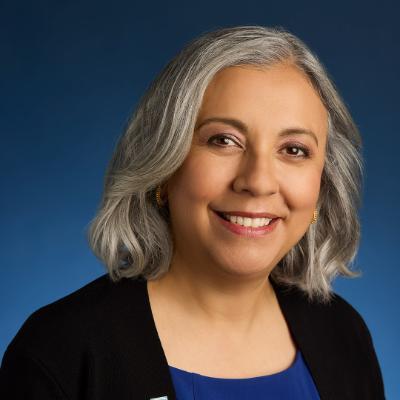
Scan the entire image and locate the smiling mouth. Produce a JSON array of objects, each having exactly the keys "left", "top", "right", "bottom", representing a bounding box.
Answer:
[
  {"left": 211, "top": 209, "right": 280, "bottom": 237},
  {"left": 213, "top": 210, "right": 279, "bottom": 226}
]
